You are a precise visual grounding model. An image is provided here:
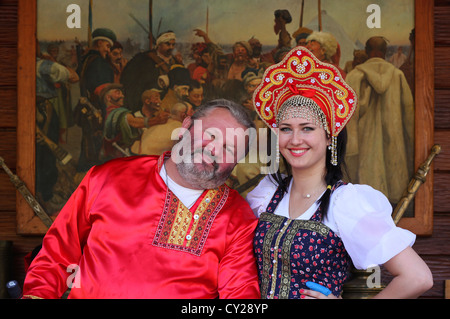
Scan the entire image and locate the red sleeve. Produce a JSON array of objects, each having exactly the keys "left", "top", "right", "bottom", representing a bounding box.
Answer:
[
  {"left": 217, "top": 194, "right": 260, "bottom": 299},
  {"left": 22, "top": 168, "right": 97, "bottom": 299}
]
